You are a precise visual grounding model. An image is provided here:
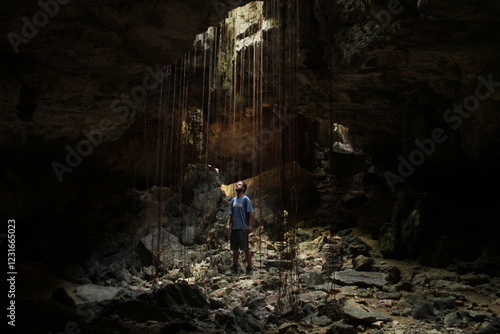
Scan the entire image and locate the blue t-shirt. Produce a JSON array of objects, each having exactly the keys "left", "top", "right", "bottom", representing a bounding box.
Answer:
[{"left": 229, "top": 195, "right": 253, "bottom": 230}]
